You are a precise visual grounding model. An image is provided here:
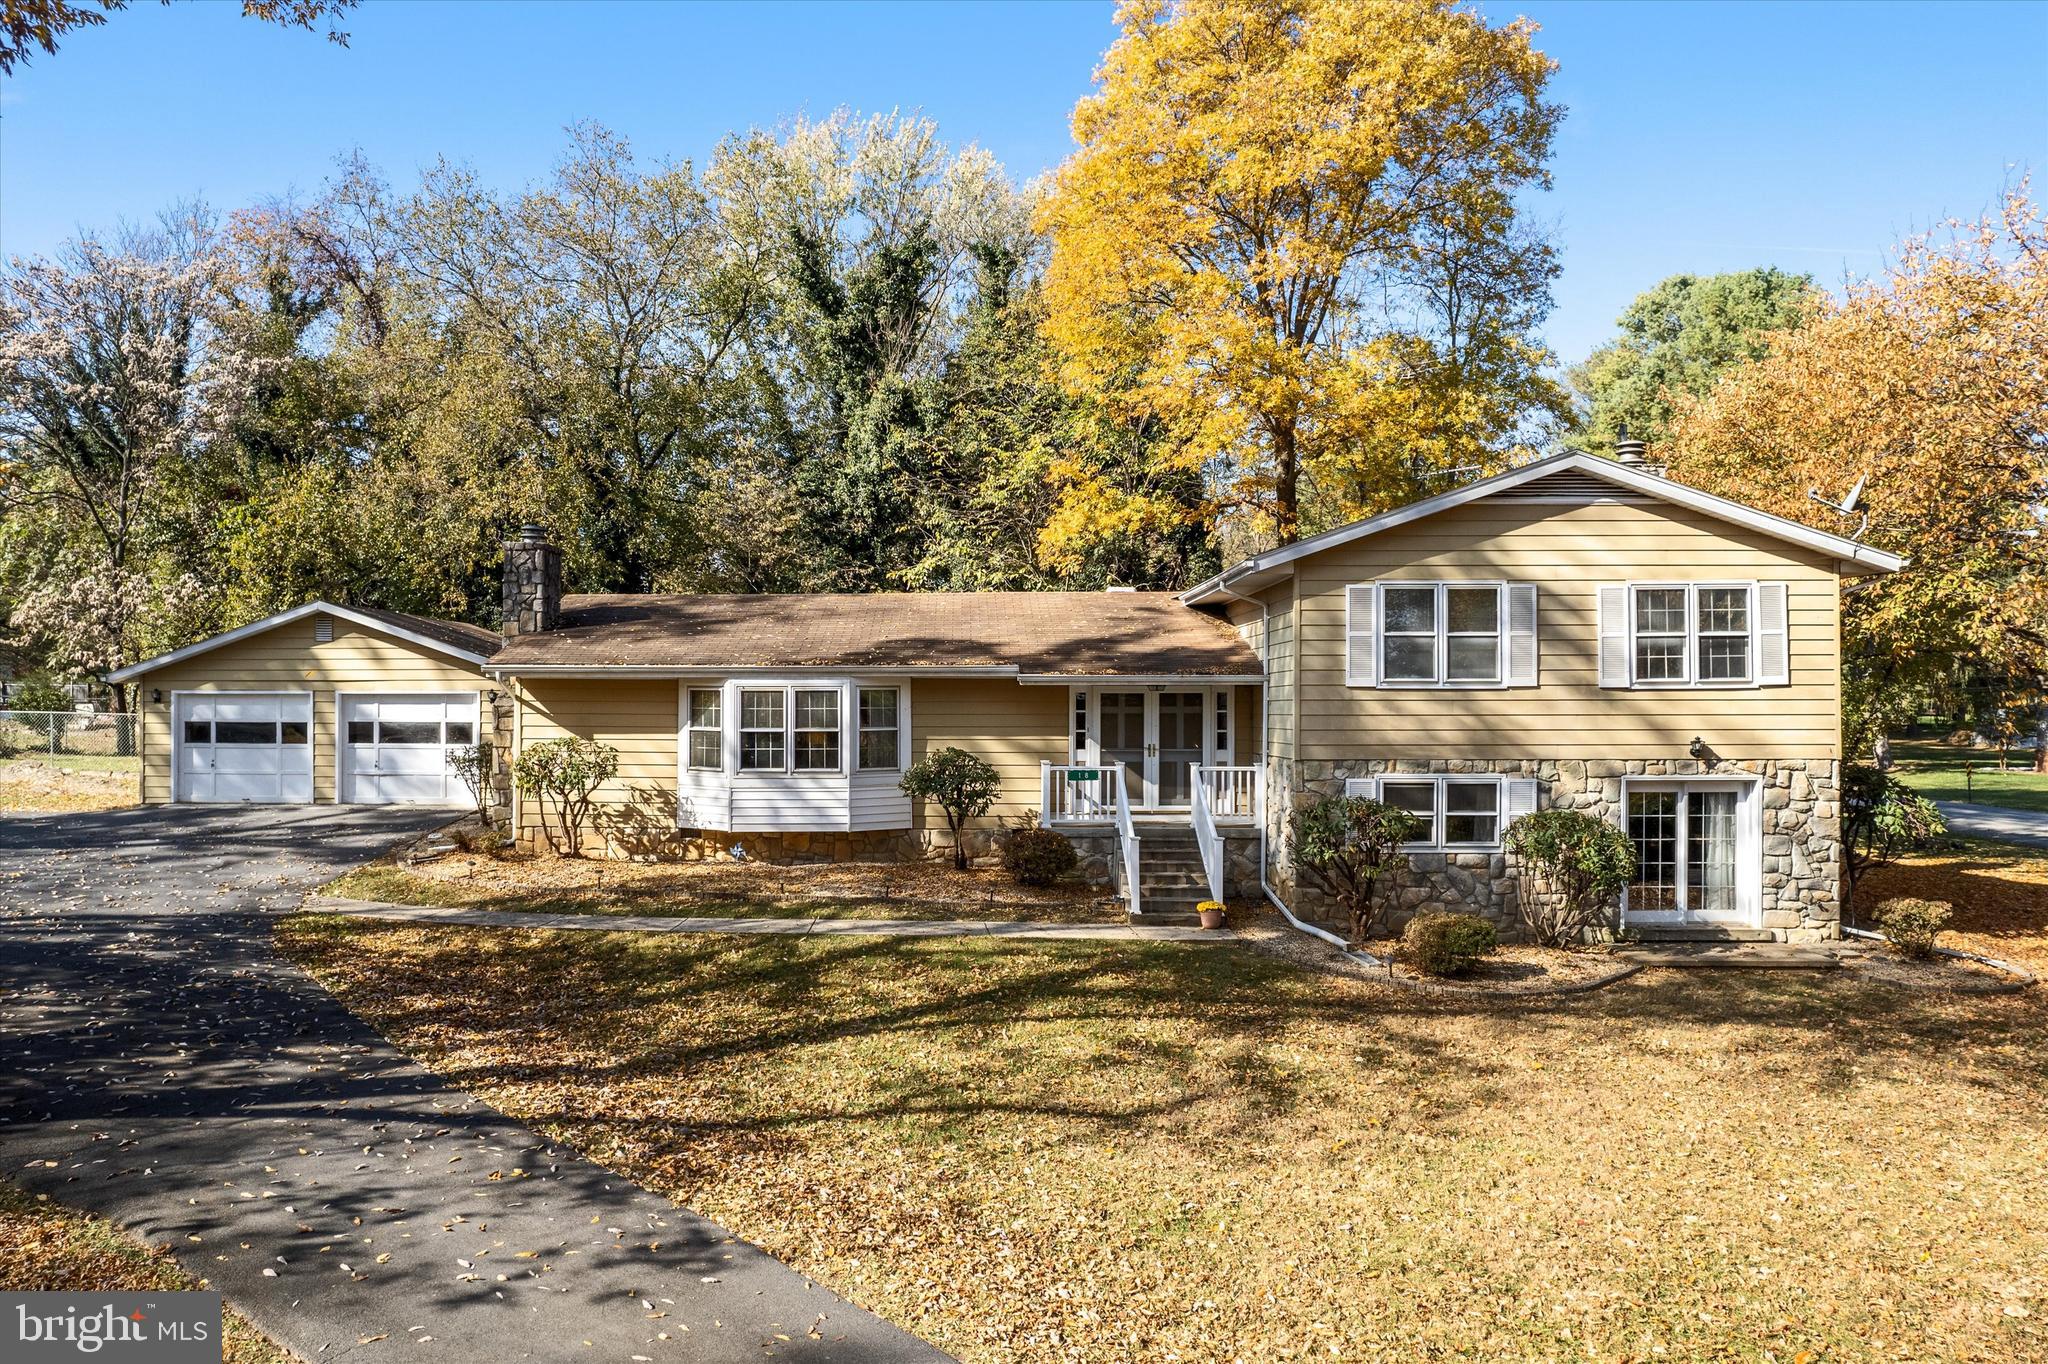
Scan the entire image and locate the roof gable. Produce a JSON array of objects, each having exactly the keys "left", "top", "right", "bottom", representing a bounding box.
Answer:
[
  {"left": 106, "top": 601, "right": 498, "bottom": 683},
  {"left": 1182, "top": 452, "right": 1905, "bottom": 603}
]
